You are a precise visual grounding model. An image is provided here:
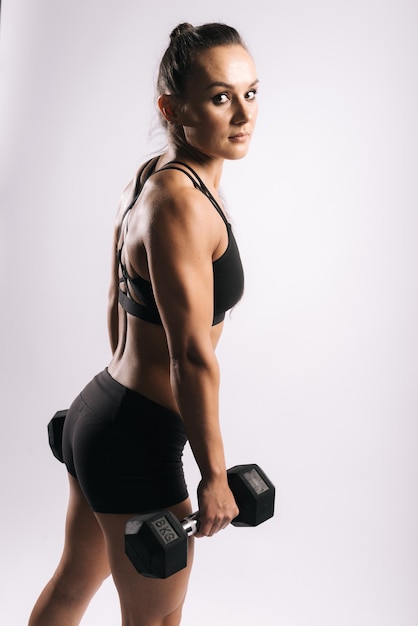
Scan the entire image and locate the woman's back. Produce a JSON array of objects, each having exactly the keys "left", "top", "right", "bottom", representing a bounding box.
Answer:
[{"left": 108, "top": 157, "right": 237, "bottom": 410}]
